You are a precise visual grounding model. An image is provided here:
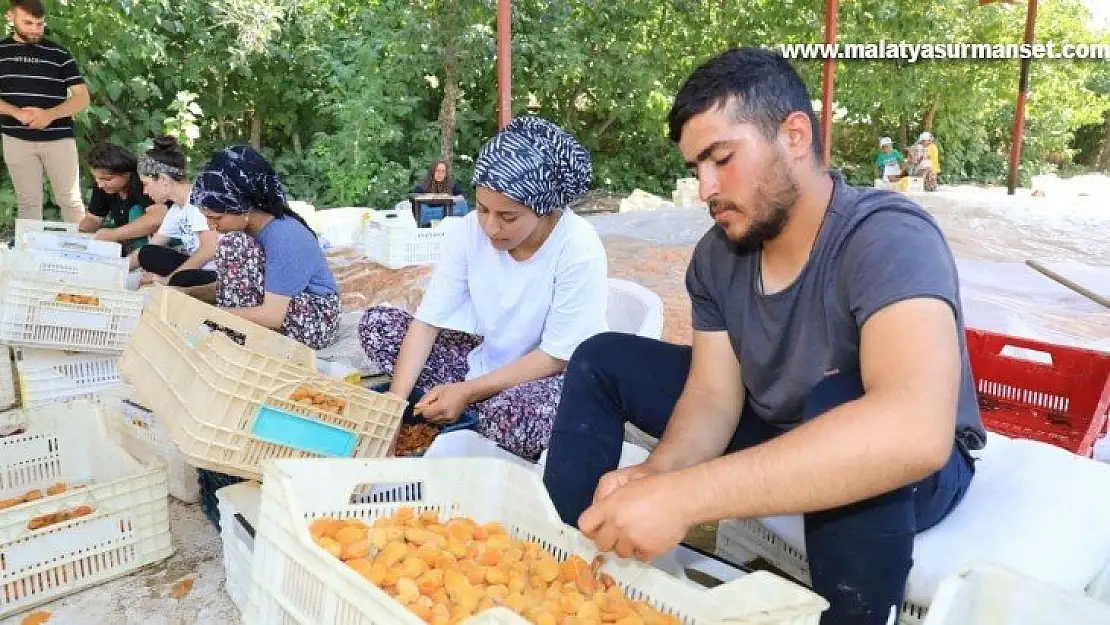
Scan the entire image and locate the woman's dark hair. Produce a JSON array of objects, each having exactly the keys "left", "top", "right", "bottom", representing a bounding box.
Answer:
[
  {"left": 263, "top": 197, "right": 316, "bottom": 238},
  {"left": 421, "top": 159, "right": 455, "bottom": 195},
  {"left": 86, "top": 142, "right": 136, "bottom": 175},
  {"left": 668, "top": 47, "right": 823, "bottom": 162},
  {"left": 146, "top": 135, "right": 188, "bottom": 180}
]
